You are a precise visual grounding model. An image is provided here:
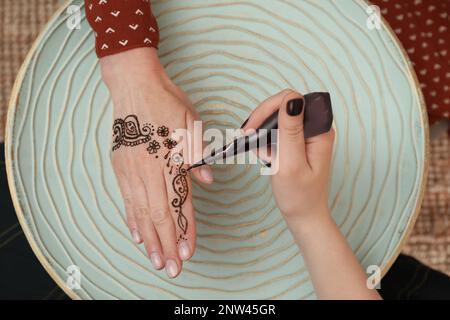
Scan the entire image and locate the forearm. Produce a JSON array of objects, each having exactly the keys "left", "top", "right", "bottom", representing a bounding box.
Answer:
[{"left": 287, "top": 211, "right": 381, "bottom": 300}]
